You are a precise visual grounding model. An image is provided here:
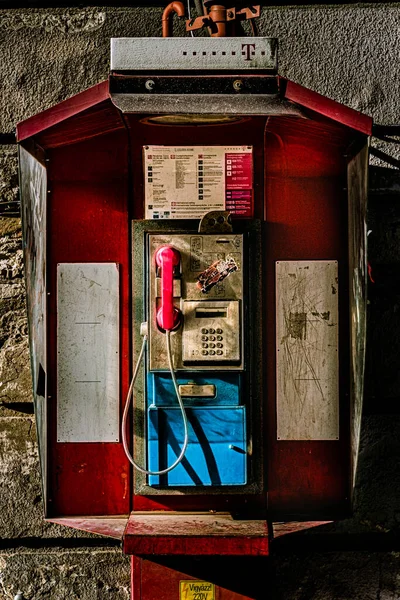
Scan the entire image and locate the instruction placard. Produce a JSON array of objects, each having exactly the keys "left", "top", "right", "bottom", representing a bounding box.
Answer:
[
  {"left": 144, "top": 145, "right": 253, "bottom": 219},
  {"left": 180, "top": 581, "right": 215, "bottom": 600}
]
